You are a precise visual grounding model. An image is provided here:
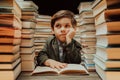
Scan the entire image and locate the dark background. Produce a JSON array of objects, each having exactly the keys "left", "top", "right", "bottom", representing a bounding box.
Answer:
[{"left": 25, "top": 0, "right": 94, "bottom": 16}]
